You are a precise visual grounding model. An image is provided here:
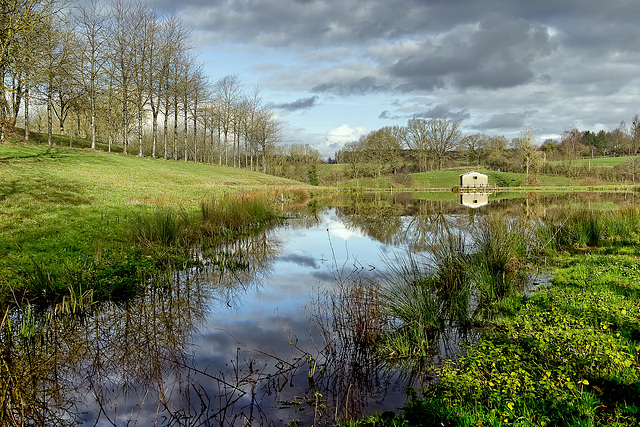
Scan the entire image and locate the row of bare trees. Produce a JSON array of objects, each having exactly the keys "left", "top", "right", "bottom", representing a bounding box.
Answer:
[
  {"left": 337, "top": 118, "right": 465, "bottom": 177},
  {"left": 337, "top": 116, "right": 640, "bottom": 180},
  {"left": 1, "top": 0, "right": 282, "bottom": 172}
]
